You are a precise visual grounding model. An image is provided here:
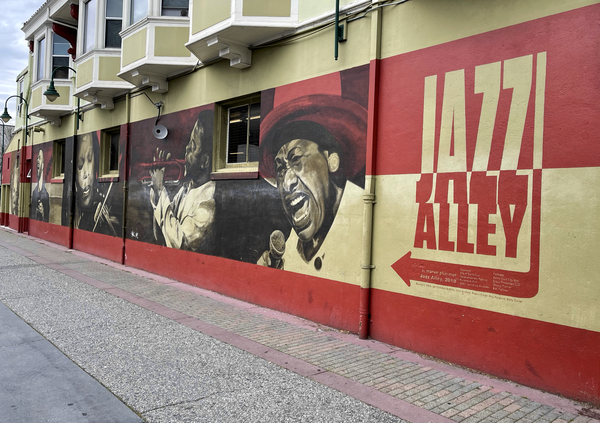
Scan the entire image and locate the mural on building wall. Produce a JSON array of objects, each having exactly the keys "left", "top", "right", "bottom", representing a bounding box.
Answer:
[
  {"left": 127, "top": 65, "right": 369, "bottom": 280},
  {"left": 257, "top": 93, "right": 367, "bottom": 279},
  {"left": 148, "top": 110, "right": 216, "bottom": 254},
  {"left": 73, "top": 131, "right": 122, "bottom": 236},
  {"left": 30, "top": 145, "right": 52, "bottom": 222},
  {"left": 10, "top": 151, "right": 19, "bottom": 216}
]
